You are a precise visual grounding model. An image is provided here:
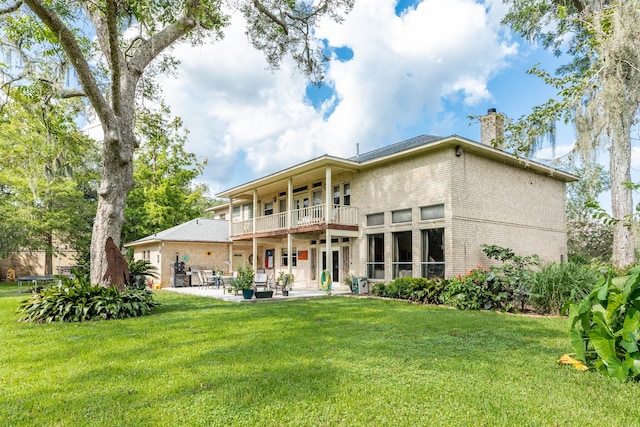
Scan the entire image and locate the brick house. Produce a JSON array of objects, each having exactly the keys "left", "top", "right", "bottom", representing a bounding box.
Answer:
[{"left": 211, "top": 111, "right": 578, "bottom": 290}]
